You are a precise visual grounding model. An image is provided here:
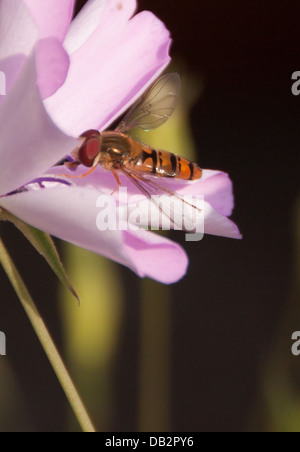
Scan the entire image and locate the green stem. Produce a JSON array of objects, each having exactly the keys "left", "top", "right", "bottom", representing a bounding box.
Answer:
[{"left": 0, "top": 237, "right": 96, "bottom": 433}]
